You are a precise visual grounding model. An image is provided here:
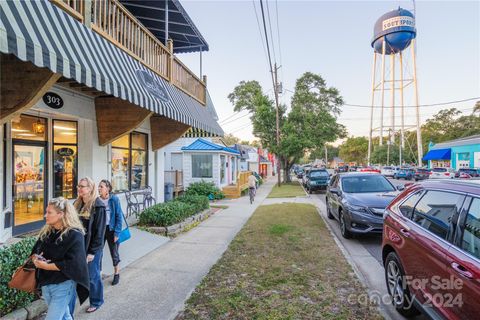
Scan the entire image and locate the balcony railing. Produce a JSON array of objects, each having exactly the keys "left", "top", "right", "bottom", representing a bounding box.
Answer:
[{"left": 52, "top": 0, "right": 206, "bottom": 105}]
